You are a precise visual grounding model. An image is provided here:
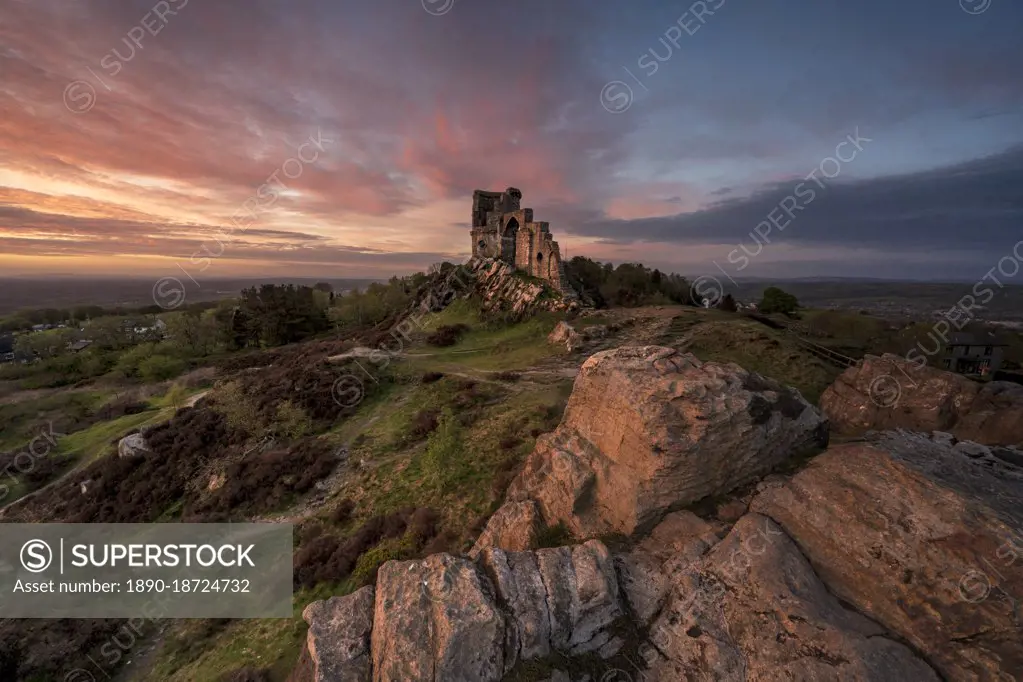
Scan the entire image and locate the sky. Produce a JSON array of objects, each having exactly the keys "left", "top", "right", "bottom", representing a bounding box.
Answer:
[{"left": 1, "top": 0, "right": 1022, "bottom": 282}]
